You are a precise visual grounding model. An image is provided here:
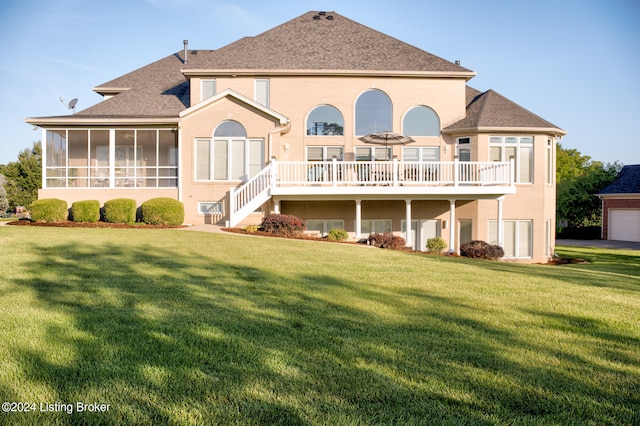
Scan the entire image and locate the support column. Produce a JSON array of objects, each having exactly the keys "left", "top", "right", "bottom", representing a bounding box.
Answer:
[
  {"left": 448, "top": 199, "right": 456, "bottom": 253},
  {"left": 355, "top": 199, "right": 362, "bottom": 240},
  {"left": 273, "top": 198, "right": 280, "bottom": 215},
  {"left": 405, "top": 199, "right": 413, "bottom": 247},
  {"left": 497, "top": 197, "right": 504, "bottom": 248}
]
